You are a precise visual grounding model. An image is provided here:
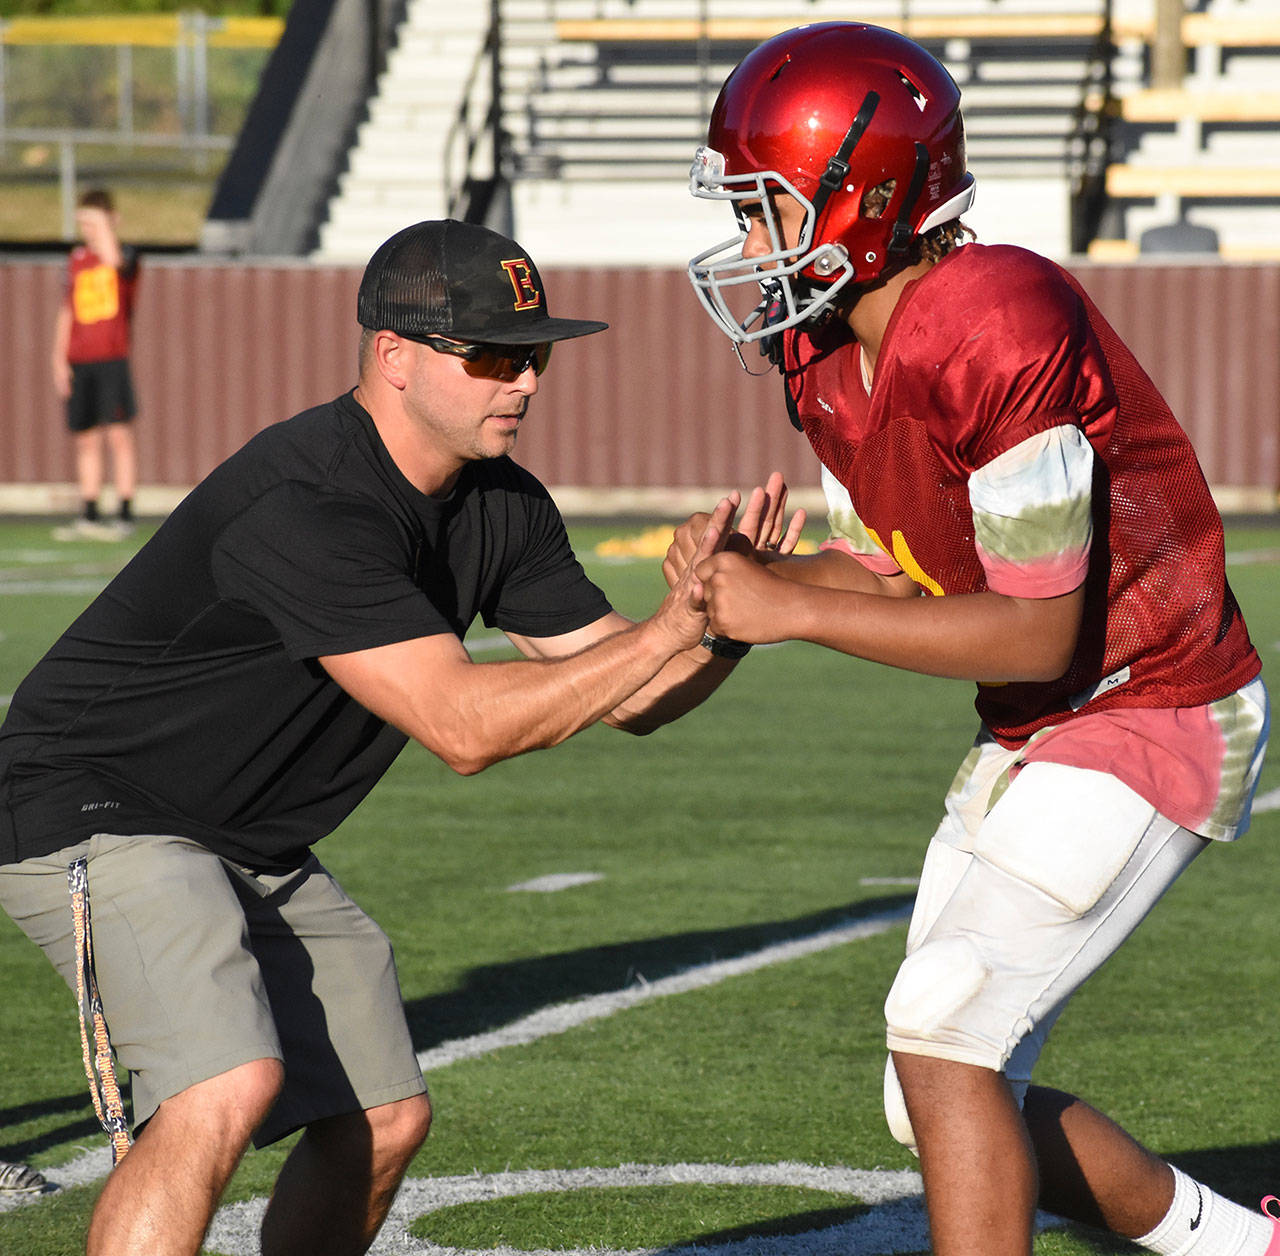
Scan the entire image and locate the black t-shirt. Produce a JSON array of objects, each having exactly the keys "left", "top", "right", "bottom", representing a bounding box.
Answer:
[{"left": 0, "top": 391, "right": 611, "bottom": 870}]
